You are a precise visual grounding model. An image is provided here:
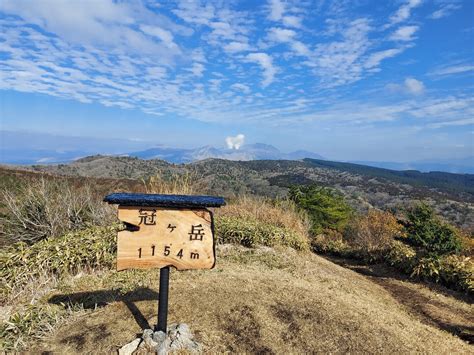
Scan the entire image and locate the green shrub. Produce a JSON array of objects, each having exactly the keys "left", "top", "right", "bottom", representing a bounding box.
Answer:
[
  {"left": 215, "top": 216, "right": 309, "bottom": 251},
  {"left": 385, "top": 240, "right": 418, "bottom": 274},
  {"left": 289, "top": 184, "right": 352, "bottom": 235},
  {"left": 405, "top": 203, "right": 461, "bottom": 256},
  {"left": 1, "top": 225, "right": 118, "bottom": 300}
]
